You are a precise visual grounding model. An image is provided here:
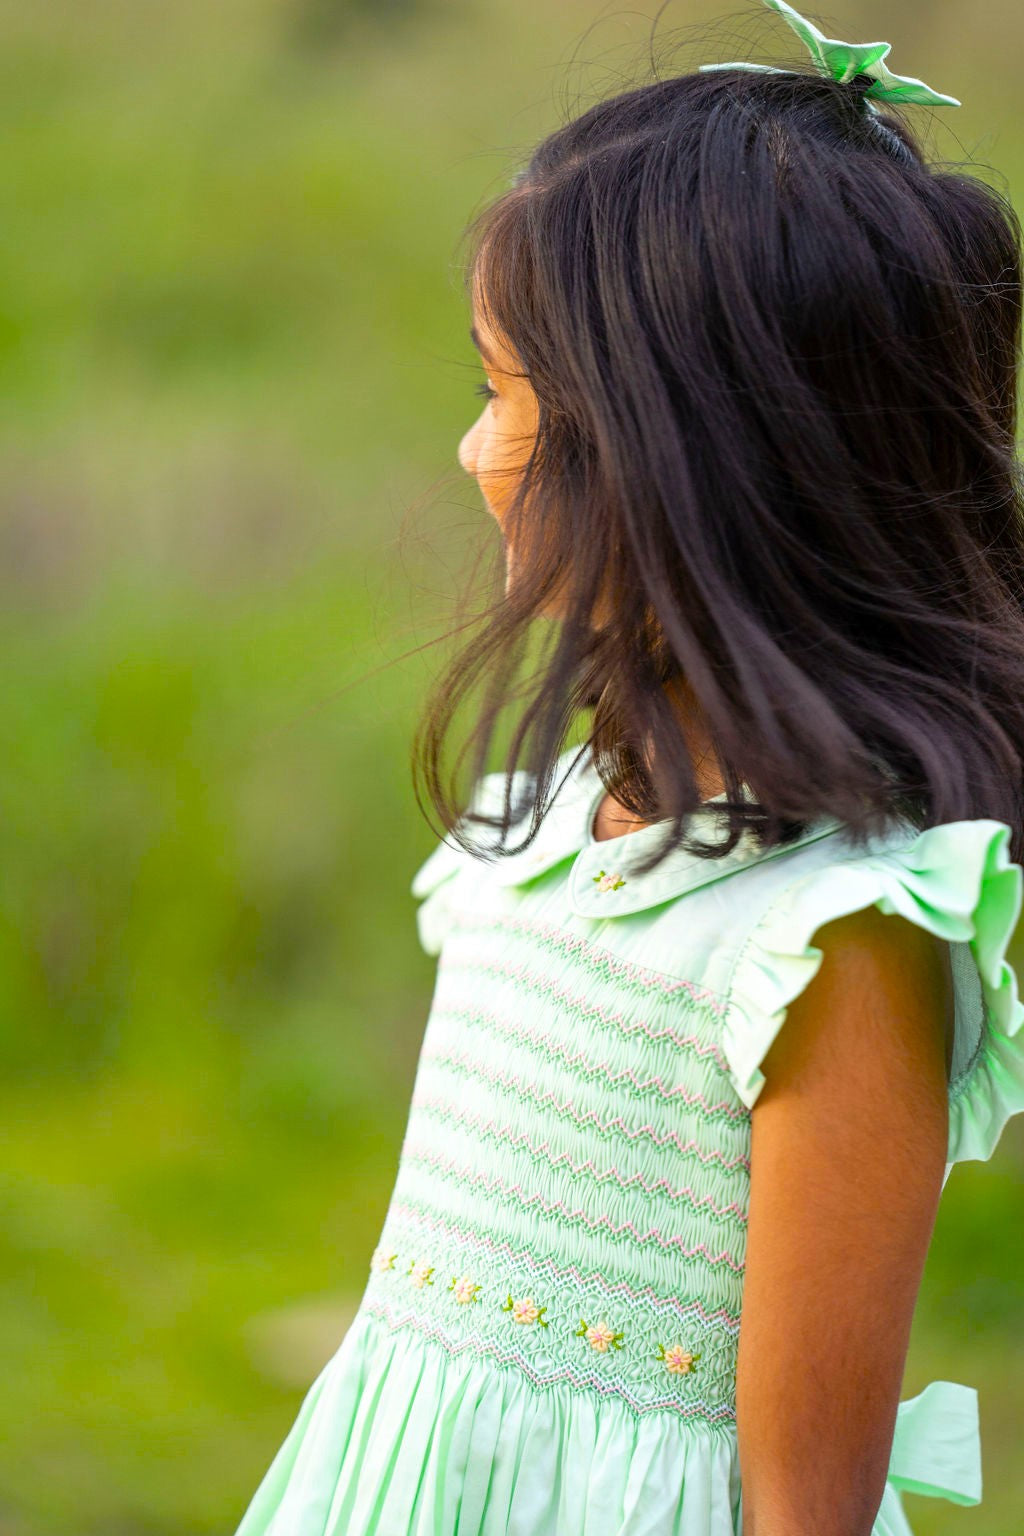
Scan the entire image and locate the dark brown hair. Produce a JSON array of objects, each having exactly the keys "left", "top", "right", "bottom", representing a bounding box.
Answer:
[{"left": 413, "top": 56, "right": 1024, "bottom": 873}]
